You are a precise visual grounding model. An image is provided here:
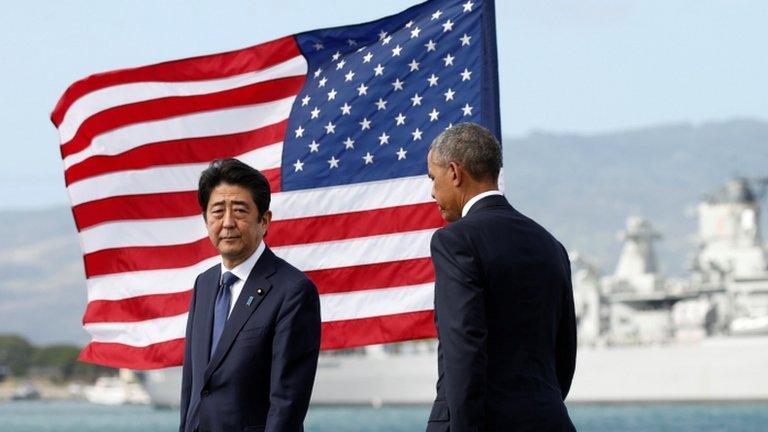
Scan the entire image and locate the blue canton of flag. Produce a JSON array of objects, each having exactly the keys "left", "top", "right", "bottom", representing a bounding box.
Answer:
[{"left": 282, "top": 0, "right": 499, "bottom": 191}]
